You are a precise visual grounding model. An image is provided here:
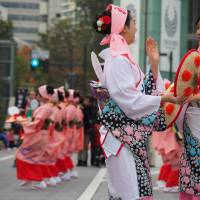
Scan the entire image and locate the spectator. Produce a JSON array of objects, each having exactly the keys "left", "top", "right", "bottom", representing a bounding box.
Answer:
[
  {"left": 77, "top": 96, "right": 95, "bottom": 167},
  {"left": 0, "top": 128, "right": 9, "bottom": 149}
]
